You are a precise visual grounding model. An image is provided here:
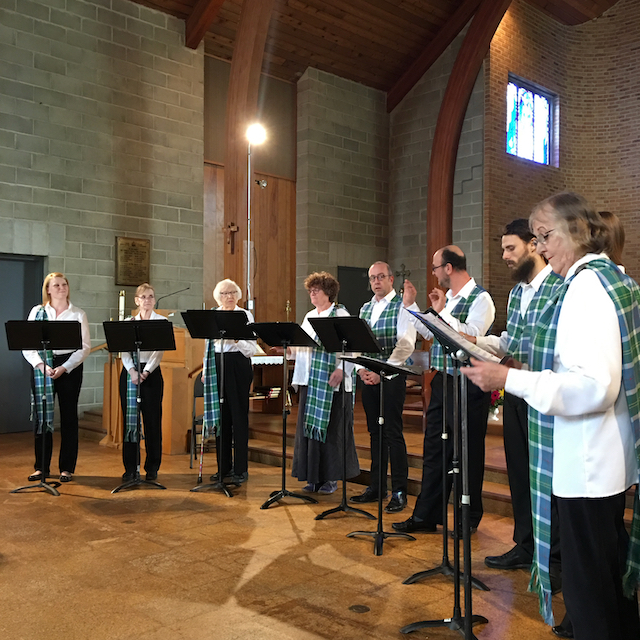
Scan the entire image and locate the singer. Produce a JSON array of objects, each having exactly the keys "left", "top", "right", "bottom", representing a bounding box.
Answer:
[{"left": 119, "top": 283, "right": 165, "bottom": 482}]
